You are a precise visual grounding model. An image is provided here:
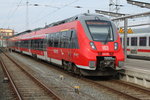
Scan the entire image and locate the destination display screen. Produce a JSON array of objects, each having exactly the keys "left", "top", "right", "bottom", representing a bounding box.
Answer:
[{"left": 86, "top": 21, "right": 109, "bottom": 25}]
